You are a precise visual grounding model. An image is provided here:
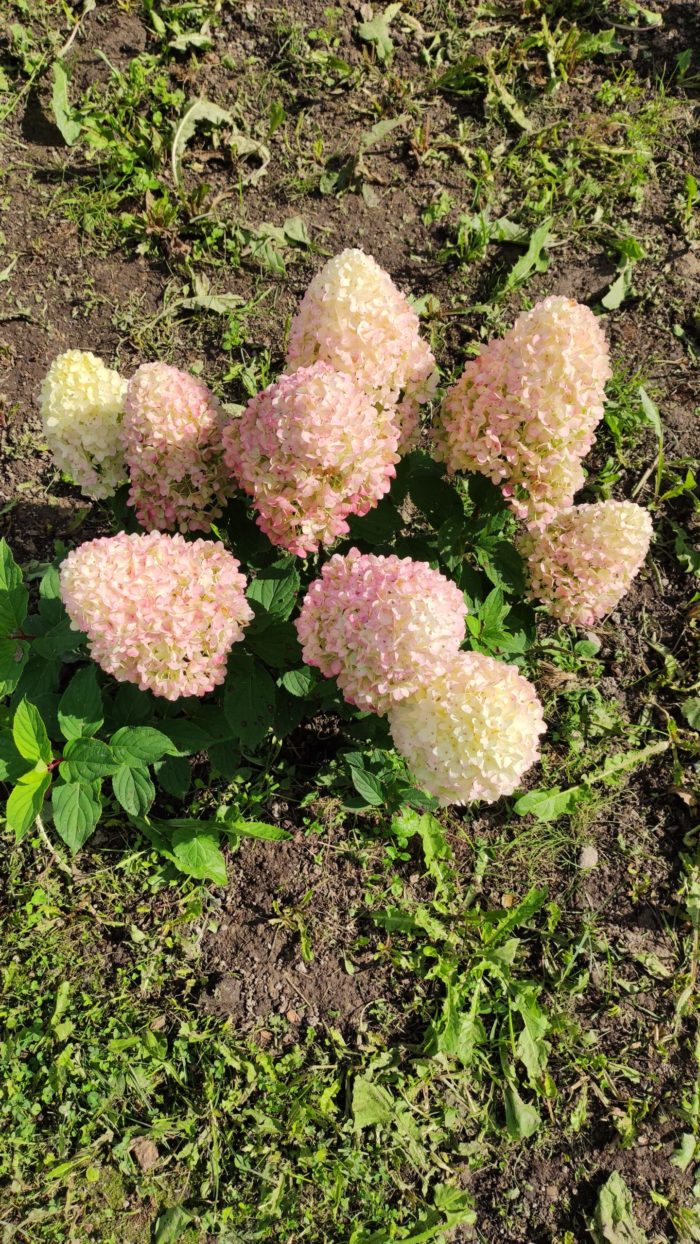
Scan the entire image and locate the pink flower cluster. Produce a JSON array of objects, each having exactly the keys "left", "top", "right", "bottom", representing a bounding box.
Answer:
[
  {"left": 296, "top": 549, "right": 467, "bottom": 713},
  {"left": 60, "top": 532, "right": 253, "bottom": 699},
  {"left": 122, "top": 363, "right": 232, "bottom": 533},
  {"left": 286, "top": 248, "right": 438, "bottom": 452},
  {"left": 222, "top": 363, "right": 399, "bottom": 556},
  {"left": 520, "top": 499, "right": 653, "bottom": 625},
  {"left": 436, "top": 297, "right": 611, "bottom": 528},
  {"left": 388, "top": 651, "right": 546, "bottom": 806}
]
